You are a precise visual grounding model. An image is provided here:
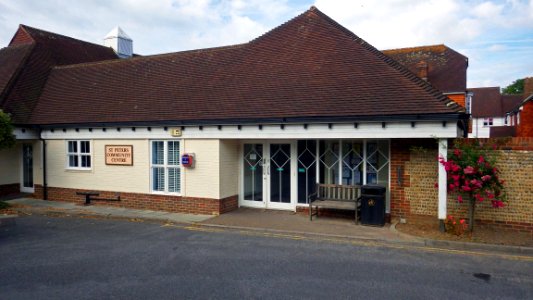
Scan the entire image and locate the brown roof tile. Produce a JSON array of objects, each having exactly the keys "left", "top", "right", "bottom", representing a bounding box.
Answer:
[
  {"left": 30, "top": 7, "right": 464, "bottom": 126},
  {"left": 383, "top": 44, "right": 468, "bottom": 94},
  {"left": 0, "top": 44, "right": 33, "bottom": 106},
  {"left": 1, "top": 25, "right": 118, "bottom": 124},
  {"left": 468, "top": 87, "right": 503, "bottom": 118}
]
